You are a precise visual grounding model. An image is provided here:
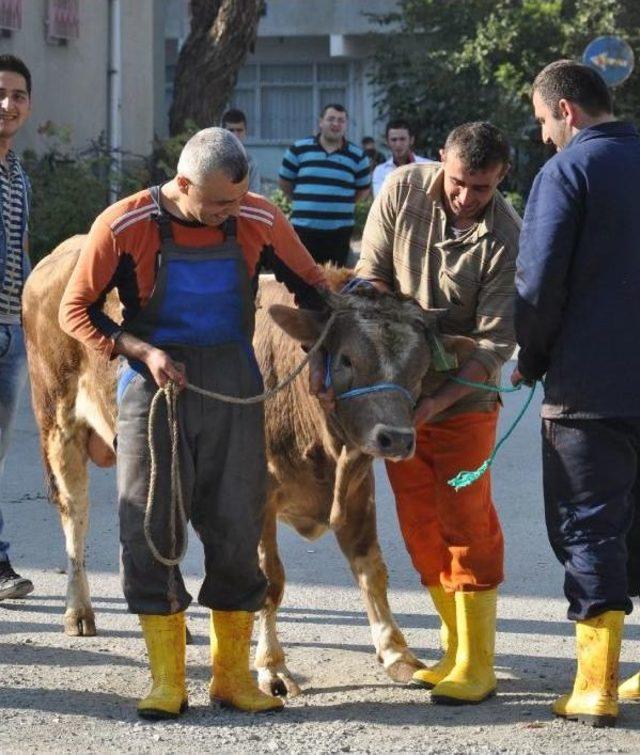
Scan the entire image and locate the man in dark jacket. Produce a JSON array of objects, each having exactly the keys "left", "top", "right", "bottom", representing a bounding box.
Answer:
[{"left": 512, "top": 59, "right": 640, "bottom": 728}]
